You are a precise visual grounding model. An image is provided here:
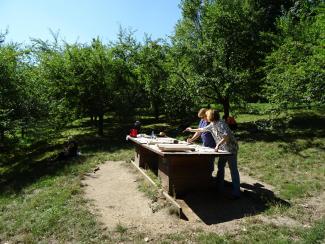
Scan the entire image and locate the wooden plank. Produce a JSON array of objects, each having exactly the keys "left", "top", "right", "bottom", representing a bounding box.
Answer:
[
  {"left": 157, "top": 144, "right": 196, "bottom": 152},
  {"left": 130, "top": 160, "right": 158, "bottom": 187},
  {"left": 130, "top": 160, "right": 184, "bottom": 218},
  {"left": 177, "top": 199, "right": 202, "bottom": 222},
  {"left": 162, "top": 191, "right": 183, "bottom": 218},
  {"left": 158, "top": 167, "right": 170, "bottom": 194}
]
